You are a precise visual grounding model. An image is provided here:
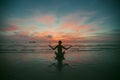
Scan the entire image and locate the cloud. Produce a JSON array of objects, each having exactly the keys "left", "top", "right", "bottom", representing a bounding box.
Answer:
[
  {"left": 59, "top": 20, "right": 92, "bottom": 32},
  {"left": 58, "top": 11, "right": 105, "bottom": 34},
  {"left": 19, "top": 31, "right": 30, "bottom": 36},
  {"left": 0, "top": 24, "right": 19, "bottom": 32},
  {"left": 58, "top": 11, "right": 97, "bottom": 33},
  {"left": 60, "top": 11, "right": 95, "bottom": 21},
  {"left": 0, "top": 11, "right": 105, "bottom": 40},
  {"left": 75, "top": 25, "right": 92, "bottom": 32},
  {"left": 60, "top": 20, "right": 79, "bottom": 30},
  {"left": 47, "top": 35, "right": 53, "bottom": 38},
  {"left": 36, "top": 15, "right": 56, "bottom": 26}
]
